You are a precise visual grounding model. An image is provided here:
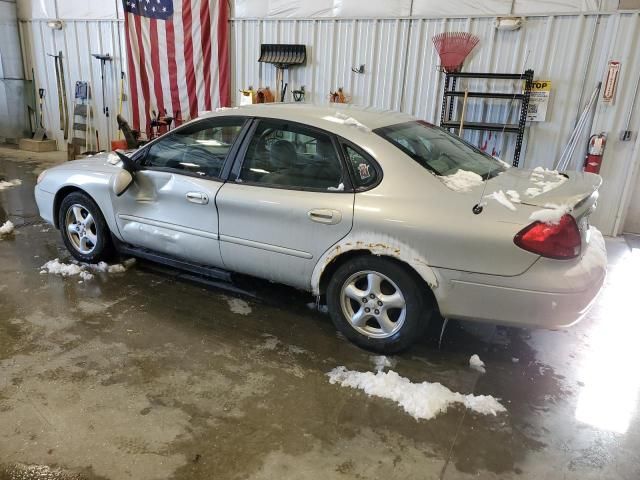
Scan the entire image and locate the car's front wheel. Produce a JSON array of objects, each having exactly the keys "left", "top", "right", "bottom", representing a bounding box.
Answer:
[
  {"left": 327, "top": 256, "right": 432, "bottom": 354},
  {"left": 58, "top": 191, "right": 114, "bottom": 263}
]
